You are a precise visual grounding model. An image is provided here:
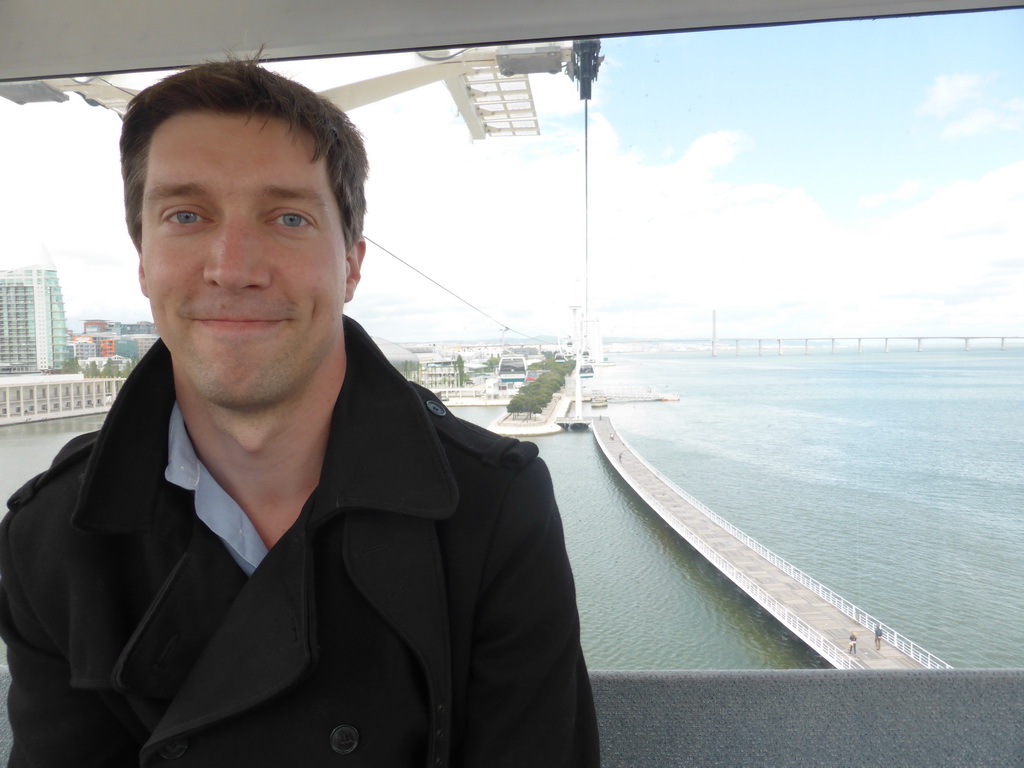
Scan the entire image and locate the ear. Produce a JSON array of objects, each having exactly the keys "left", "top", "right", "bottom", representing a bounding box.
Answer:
[
  {"left": 344, "top": 239, "right": 366, "bottom": 303},
  {"left": 138, "top": 251, "right": 150, "bottom": 298}
]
